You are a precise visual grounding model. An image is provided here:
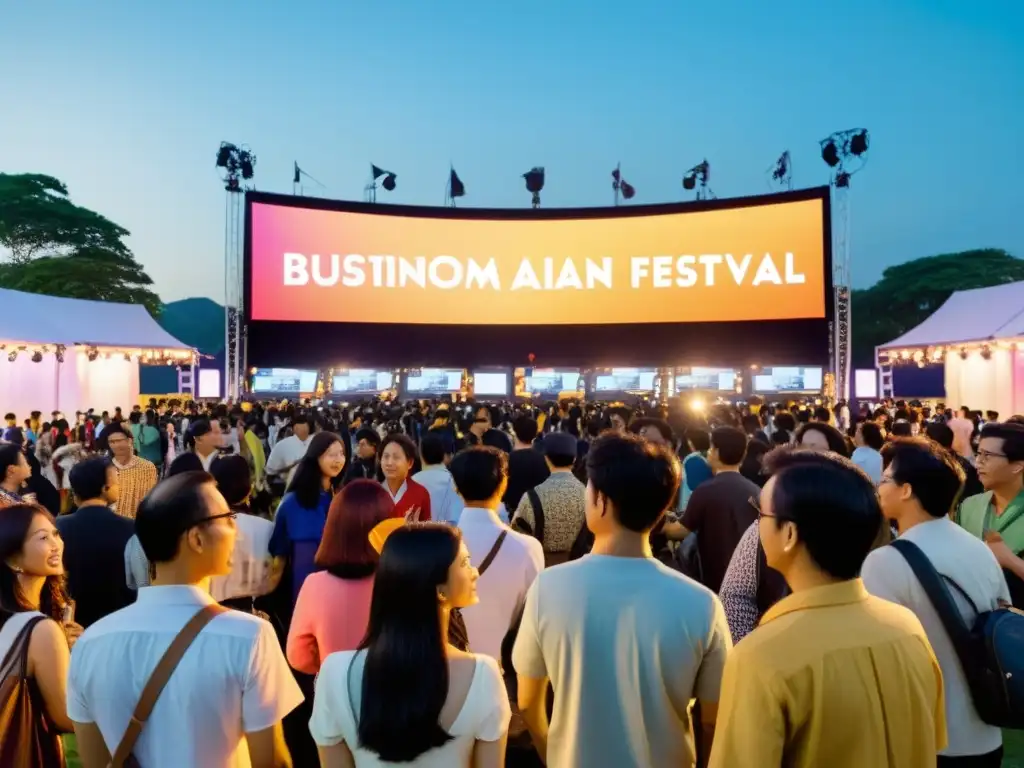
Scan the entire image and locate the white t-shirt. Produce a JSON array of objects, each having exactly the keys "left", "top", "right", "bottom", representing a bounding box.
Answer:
[
  {"left": 512, "top": 555, "right": 732, "bottom": 768},
  {"left": 851, "top": 446, "right": 883, "bottom": 485},
  {"left": 210, "top": 513, "right": 276, "bottom": 602},
  {"left": 457, "top": 507, "right": 544, "bottom": 663},
  {"left": 67, "top": 585, "right": 303, "bottom": 767},
  {"left": 309, "top": 650, "right": 510, "bottom": 767},
  {"left": 862, "top": 518, "right": 1010, "bottom": 757}
]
